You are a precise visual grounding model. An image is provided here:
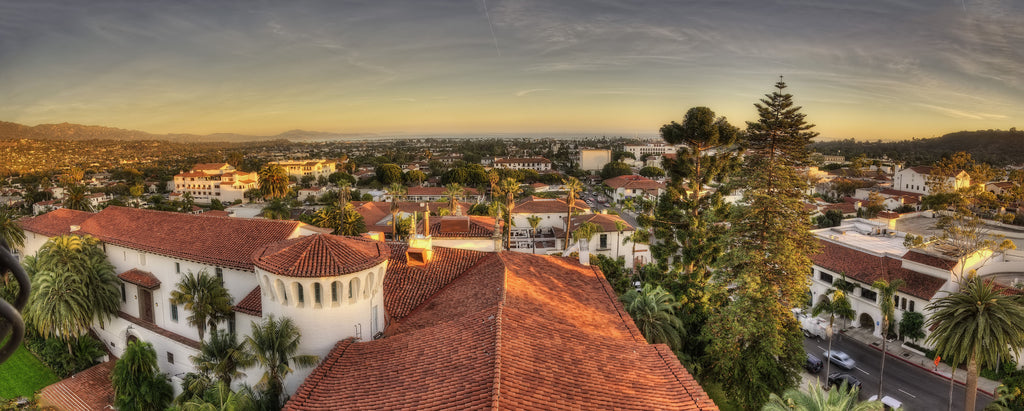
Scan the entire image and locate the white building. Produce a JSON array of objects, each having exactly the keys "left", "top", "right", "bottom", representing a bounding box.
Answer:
[
  {"left": 270, "top": 160, "right": 337, "bottom": 179},
  {"left": 578, "top": 149, "right": 611, "bottom": 171},
  {"left": 603, "top": 175, "right": 666, "bottom": 202},
  {"left": 624, "top": 143, "right": 674, "bottom": 160},
  {"left": 173, "top": 163, "right": 258, "bottom": 204},
  {"left": 17, "top": 205, "right": 717, "bottom": 410},
  {"left": 492, "top": 157, "right": 552, "bottom": 172},
  {"left": 893, "top": 166, "right": 969, "bottom": 196}
]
